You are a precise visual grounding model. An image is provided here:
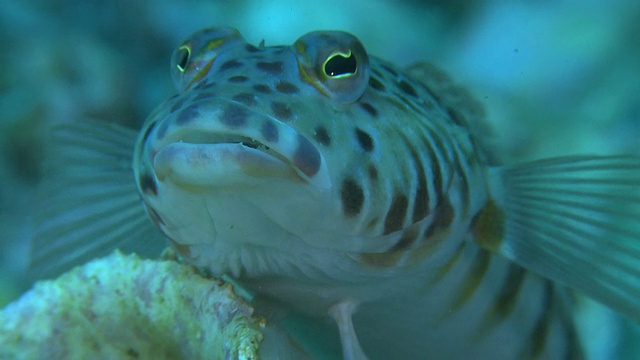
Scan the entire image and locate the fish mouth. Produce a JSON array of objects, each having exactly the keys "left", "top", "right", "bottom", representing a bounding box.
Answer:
[{"left": 149, "top": 99, "right": 331, "bottom": 190}]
